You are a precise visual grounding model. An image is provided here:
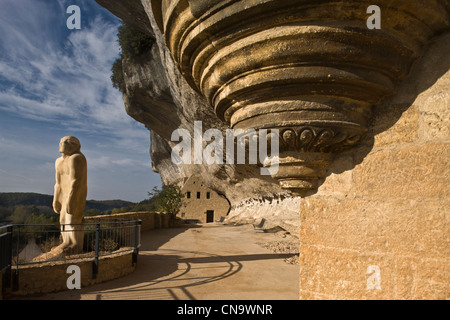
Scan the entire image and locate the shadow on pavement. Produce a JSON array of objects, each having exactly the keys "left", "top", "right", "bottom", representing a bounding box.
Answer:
[{"left": 141, "top": 225, "right": 200, "bottom": 251}]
